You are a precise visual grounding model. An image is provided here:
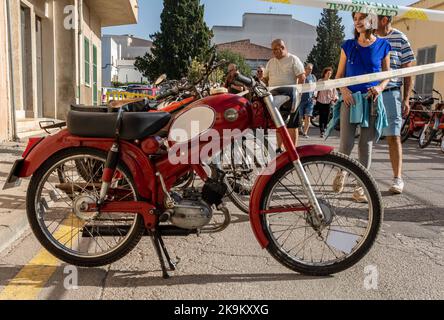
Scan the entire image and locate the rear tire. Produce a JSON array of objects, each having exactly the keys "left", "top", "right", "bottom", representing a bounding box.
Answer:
[
  {"left": 27, "top": 147, "right": 145, "bottom": 267},
  {"left": 216, "top": 132, "right": 271, "bottom": 214}
]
